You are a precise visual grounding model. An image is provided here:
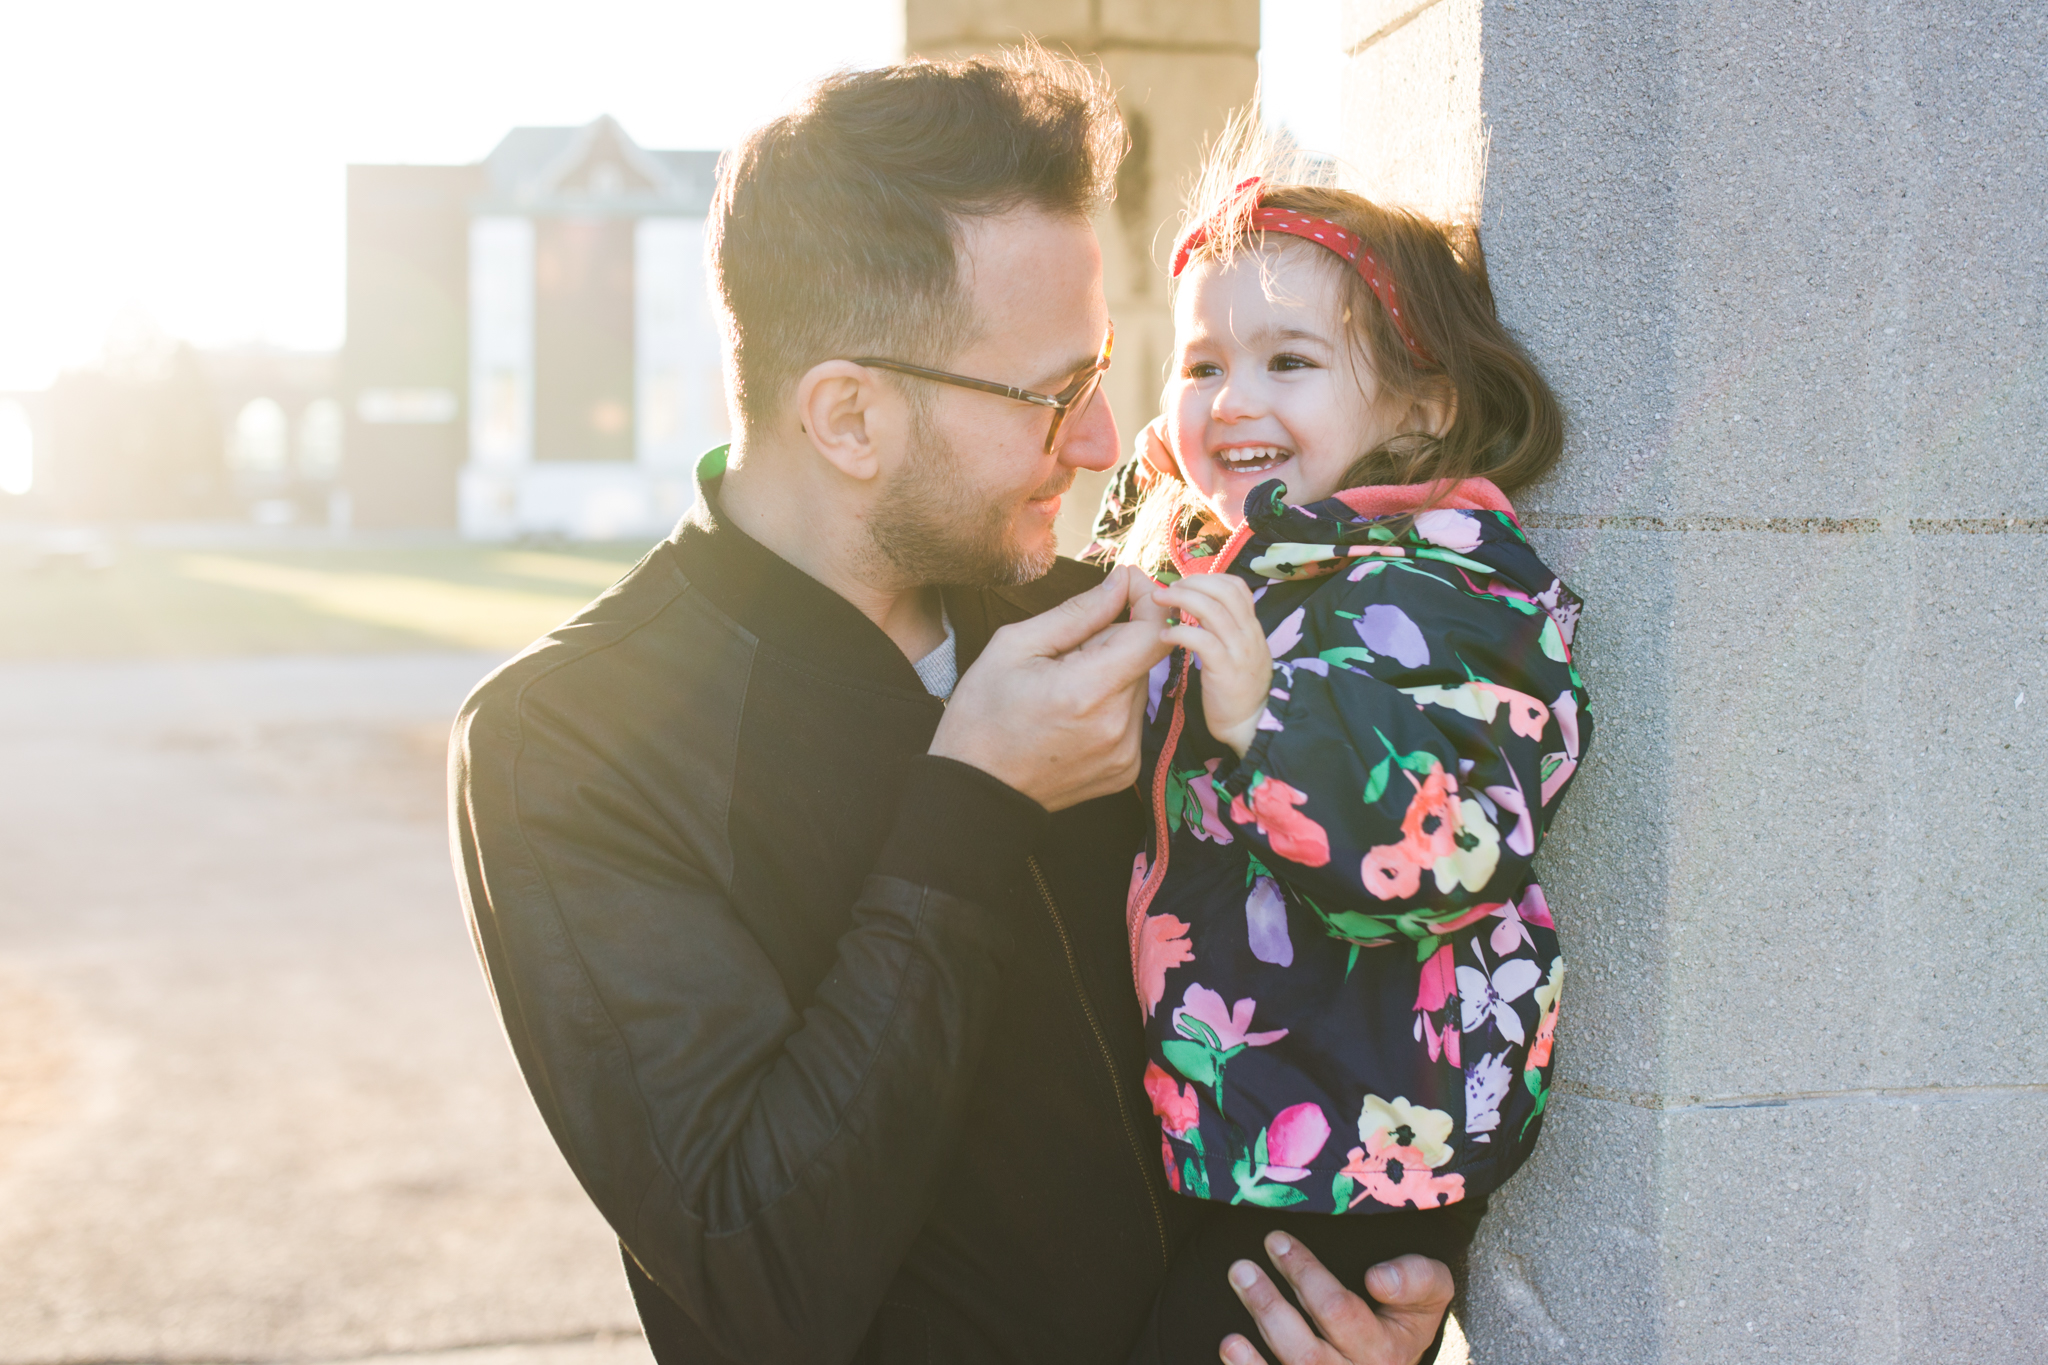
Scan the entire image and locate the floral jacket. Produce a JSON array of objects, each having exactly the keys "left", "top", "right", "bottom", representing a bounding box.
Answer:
[{"left": 1097, "top": 473, "right": 1590, "bottom": 1216}]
